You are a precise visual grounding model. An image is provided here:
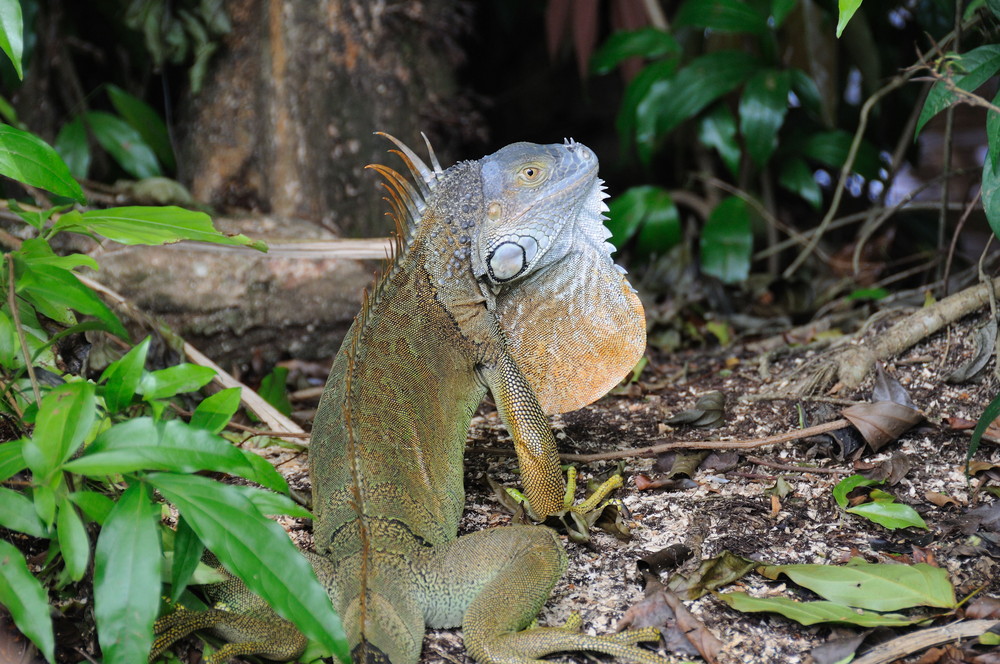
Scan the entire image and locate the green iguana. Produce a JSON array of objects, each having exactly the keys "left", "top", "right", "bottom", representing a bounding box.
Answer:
[{"left": 152, "top": 134, "right": 660, "bottom": 664}]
